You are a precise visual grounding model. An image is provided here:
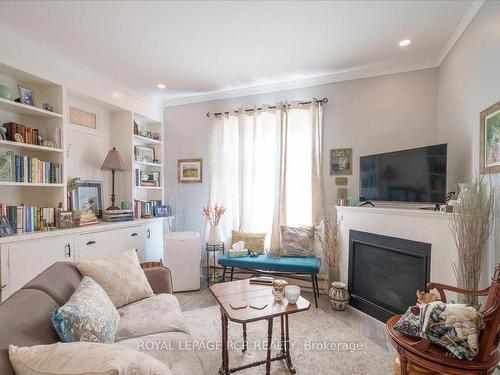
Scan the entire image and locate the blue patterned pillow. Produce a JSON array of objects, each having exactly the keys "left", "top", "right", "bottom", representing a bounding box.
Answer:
[{"left": 52, "top": 276, "right": 120, "bottom": 344}]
